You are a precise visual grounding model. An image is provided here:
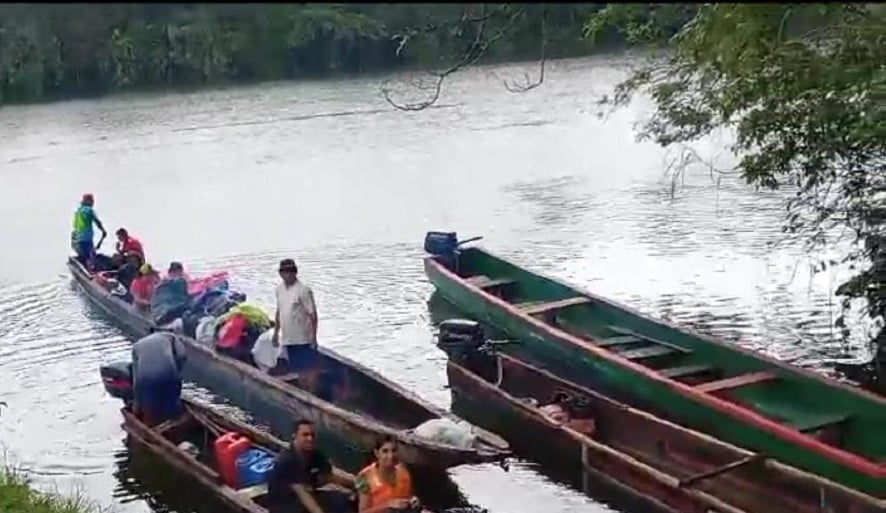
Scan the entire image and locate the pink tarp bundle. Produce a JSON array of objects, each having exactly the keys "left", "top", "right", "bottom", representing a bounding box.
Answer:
[{"left": 187, "top": 271, "right": 230, "bottom": 297}]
